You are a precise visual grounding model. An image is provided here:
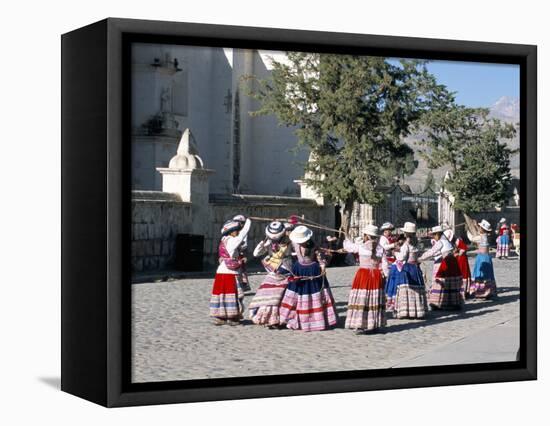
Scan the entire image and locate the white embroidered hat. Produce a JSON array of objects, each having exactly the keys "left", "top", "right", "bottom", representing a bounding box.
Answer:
[
  {"left": 265, "top": 221, "right": 285, "bottom": 240},
  {"left": 221, "top": 220, "right": 241, "bottom": 236},
  {"left": 380, "top": 222, "right": 394, "bottom": 231},
  {"left": 363, "top": 224, "right": 379, "bottom": 237},
  {"left": 289, "top": 225, "right": 313, "bottom": 244},
  {"left": 400, "top": 222, "right": 417, "bottom": 234},
  {"left": 479, "top": 219, "right": 492, "bottom": 232},
  {"left": 233, "top": 214, "right": 246, "bottom": 223},
  {"left": 430, "top": 225, "right": 444, "bottom": 234}
]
